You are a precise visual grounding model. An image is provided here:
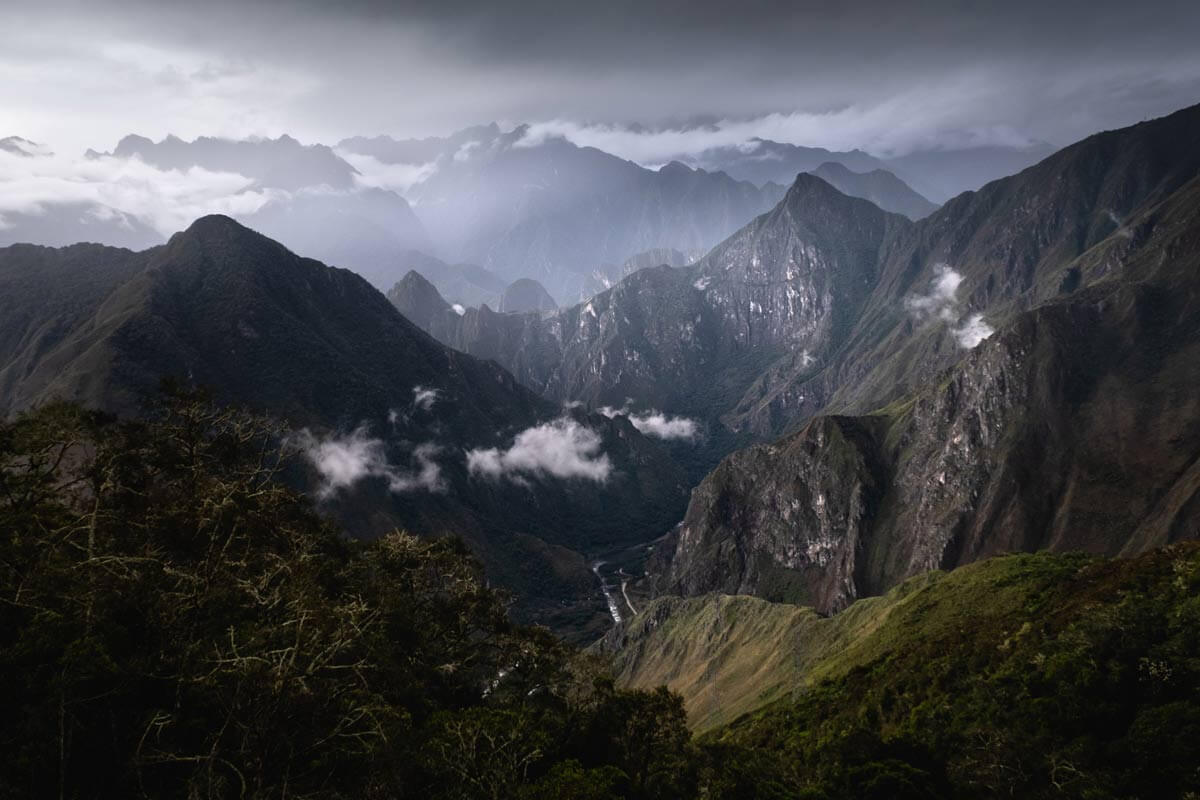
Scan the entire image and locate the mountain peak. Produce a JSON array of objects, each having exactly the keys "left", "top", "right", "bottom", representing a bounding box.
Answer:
[
  {"left": 782, "top": 171, "right": 854, "bottom": 205},
  {"left": 659, "top": 160, "right": 694, "bottom": 175},
  {"left": 180, "top": 213, "right": 253, "bottom": 238},
  {"left": 166, "top": 215, "right": 284, "bottom": 261},
  {"left": 0, "top": 136, "right": 39, "bottom": 157}
]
